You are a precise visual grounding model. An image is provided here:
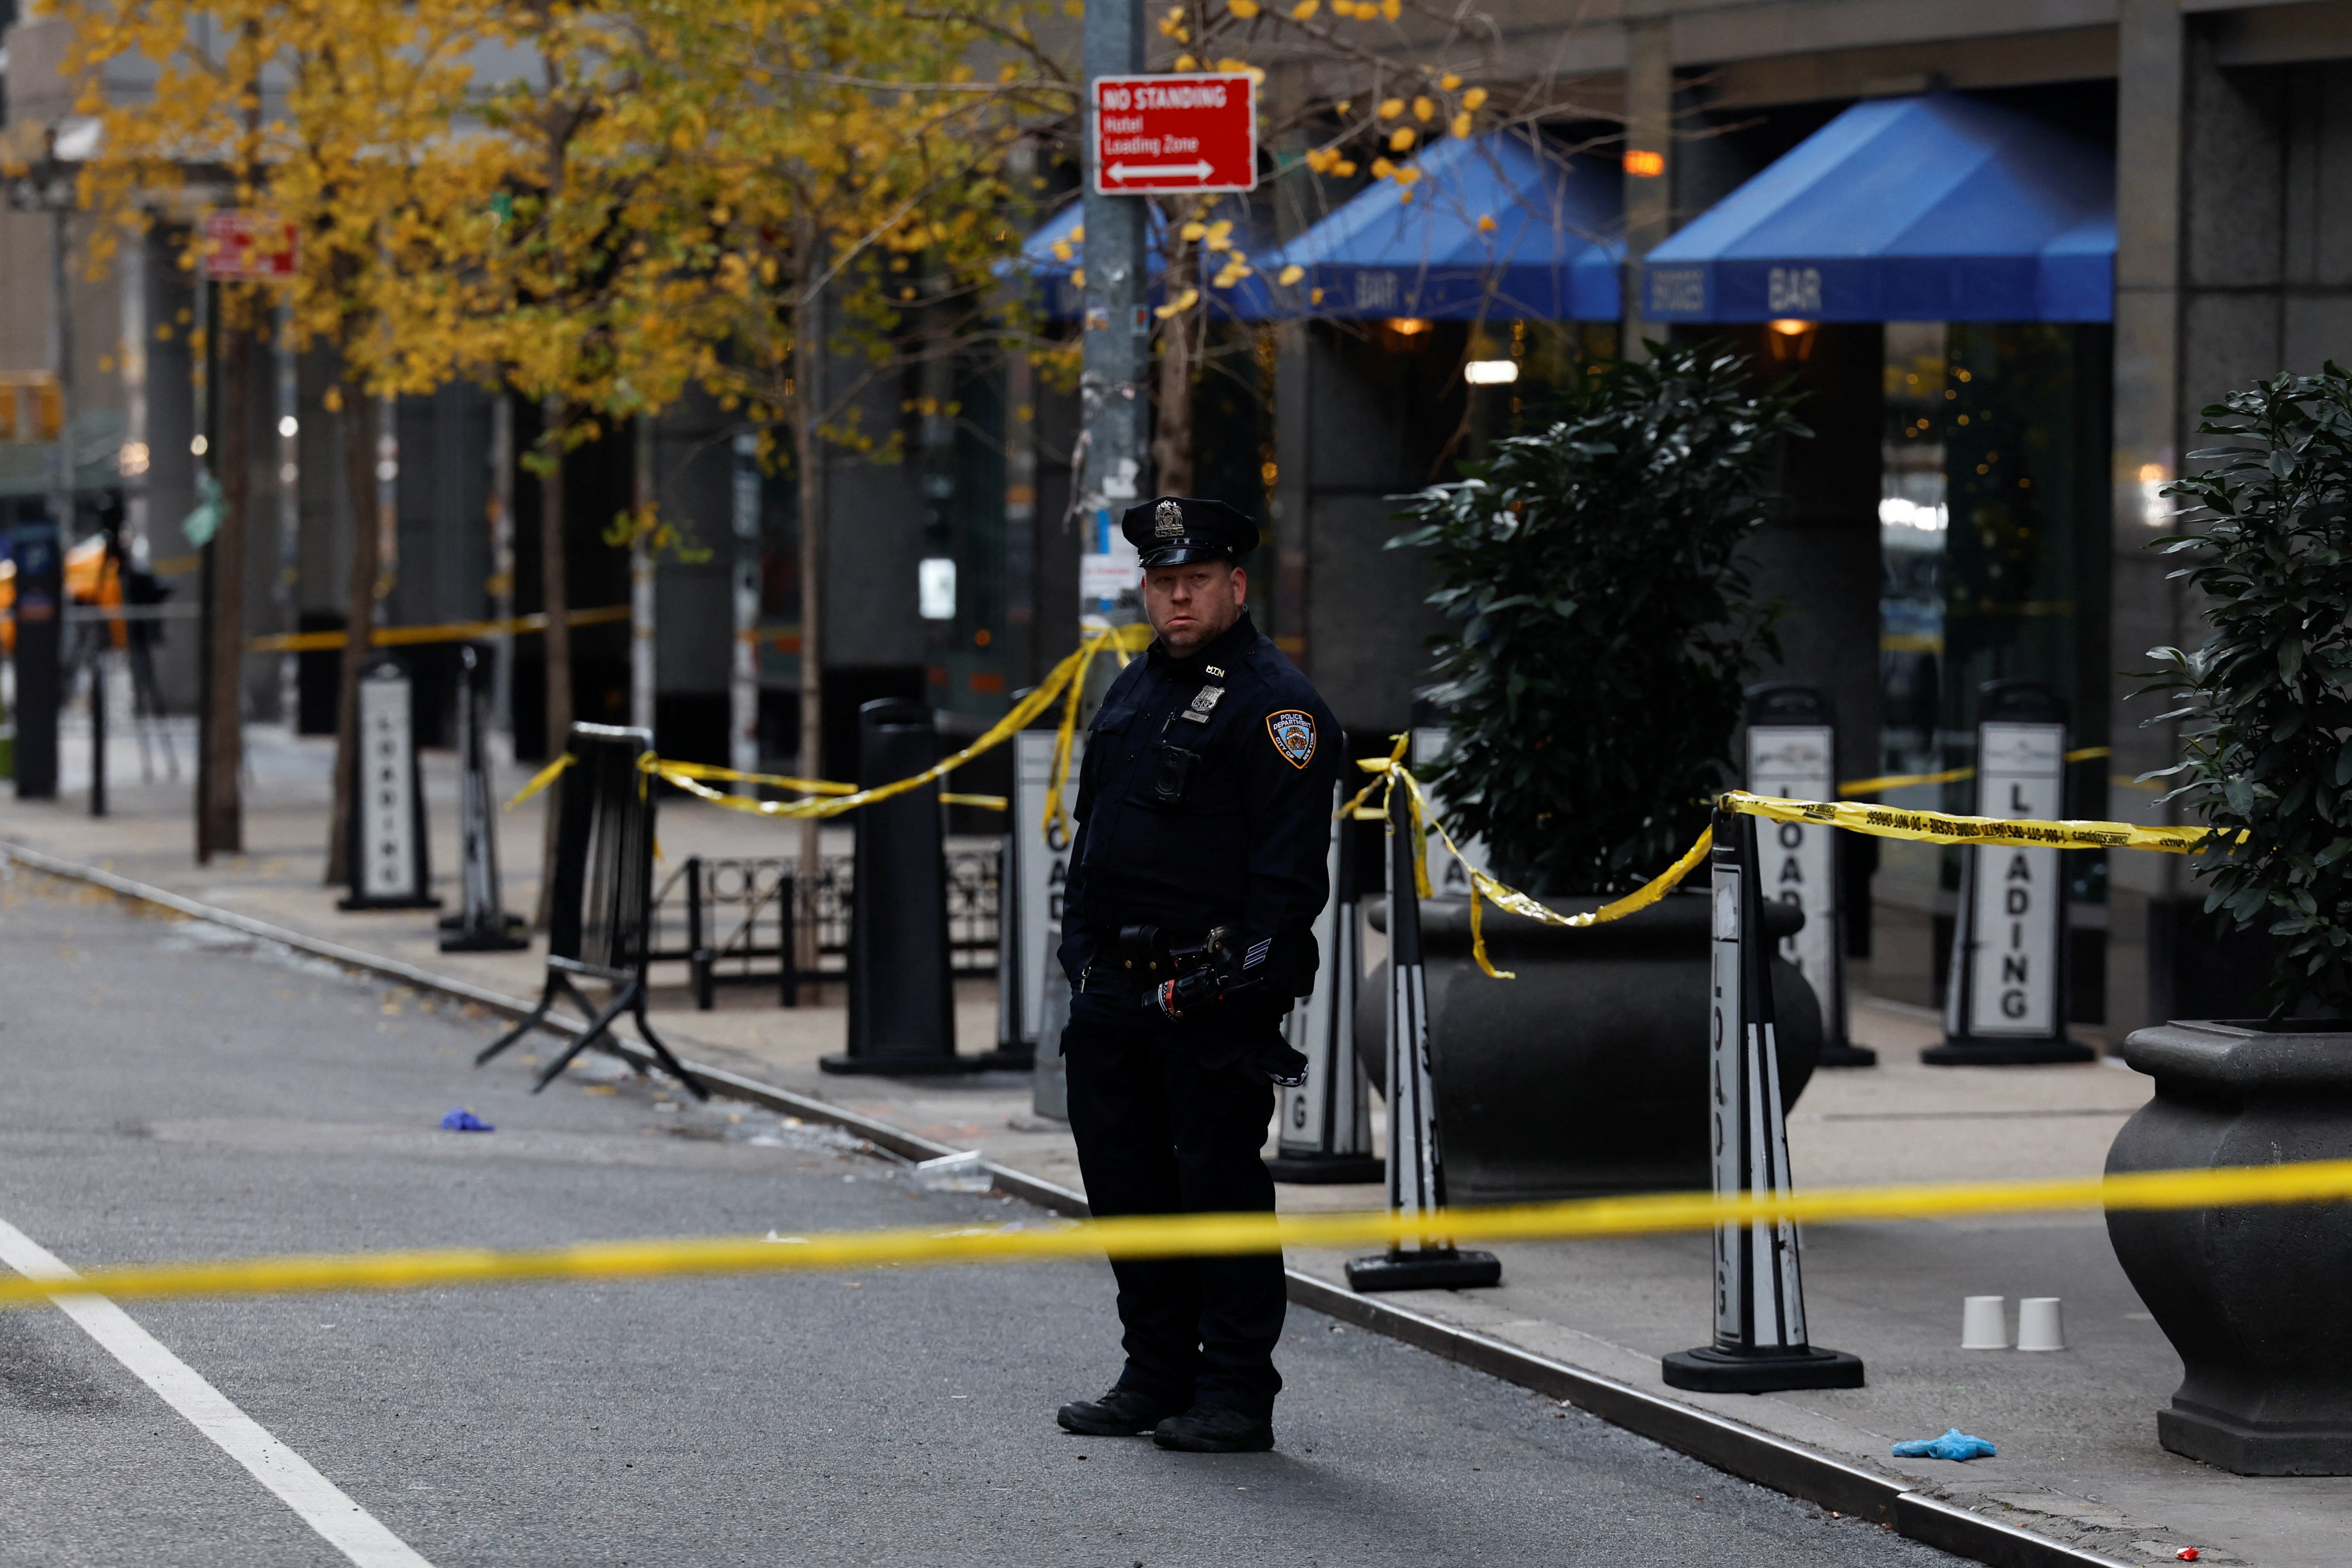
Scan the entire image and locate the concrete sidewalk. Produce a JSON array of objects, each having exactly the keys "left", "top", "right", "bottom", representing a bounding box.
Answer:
[{"left": 5, "top": 723, "right": 2345, "bottom": 1568}]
